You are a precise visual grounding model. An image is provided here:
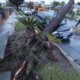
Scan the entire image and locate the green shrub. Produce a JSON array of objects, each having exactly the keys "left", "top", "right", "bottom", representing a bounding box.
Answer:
[
  {"left": 38, "top": 64, "right": 80, "bottom": 80},
  {"left": 0, "top": 7, "right": 3, "bottom": 11},
  {"left": 16, "top": 11, "right": 23, "bottom": 15},
  {"left": 45, "top": 32, "right": 61, "bottom": 43},
  {"left": 15, "top": 22, "right": 26, "bottom": 31}
]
